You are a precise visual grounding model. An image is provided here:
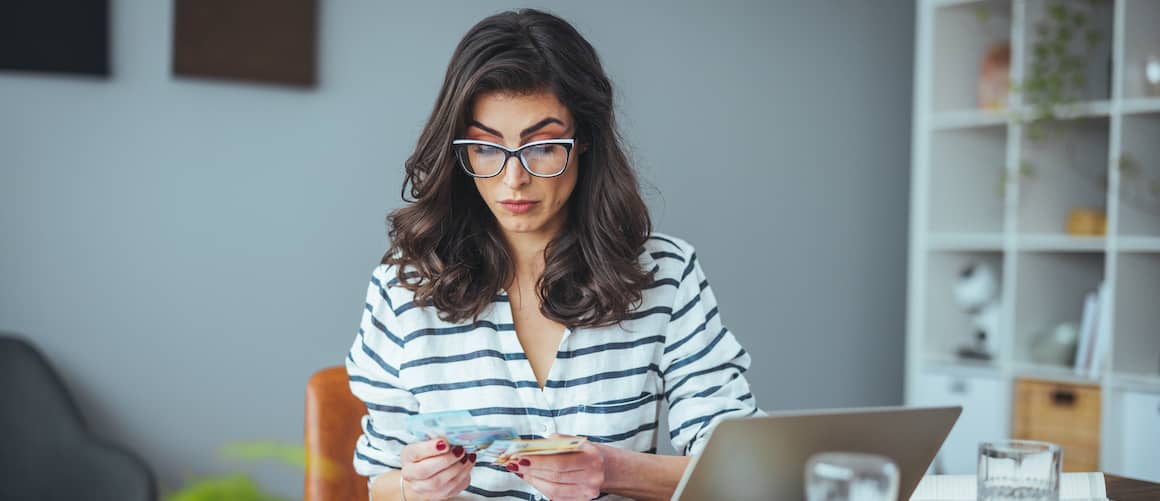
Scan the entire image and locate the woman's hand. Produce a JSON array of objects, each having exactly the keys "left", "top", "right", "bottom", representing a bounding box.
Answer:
[
  {"left": 505, "top": 436, "right": 606, "bottom": 501},
  {"left": 399, "top": 438, "right": 477, "bottom": 501}
]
